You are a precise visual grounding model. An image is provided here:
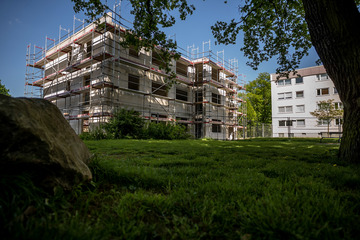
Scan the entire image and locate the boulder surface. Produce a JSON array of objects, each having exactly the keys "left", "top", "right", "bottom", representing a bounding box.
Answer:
[{"left": 0, "top": 95, "right": 92, "bottom": 190}]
